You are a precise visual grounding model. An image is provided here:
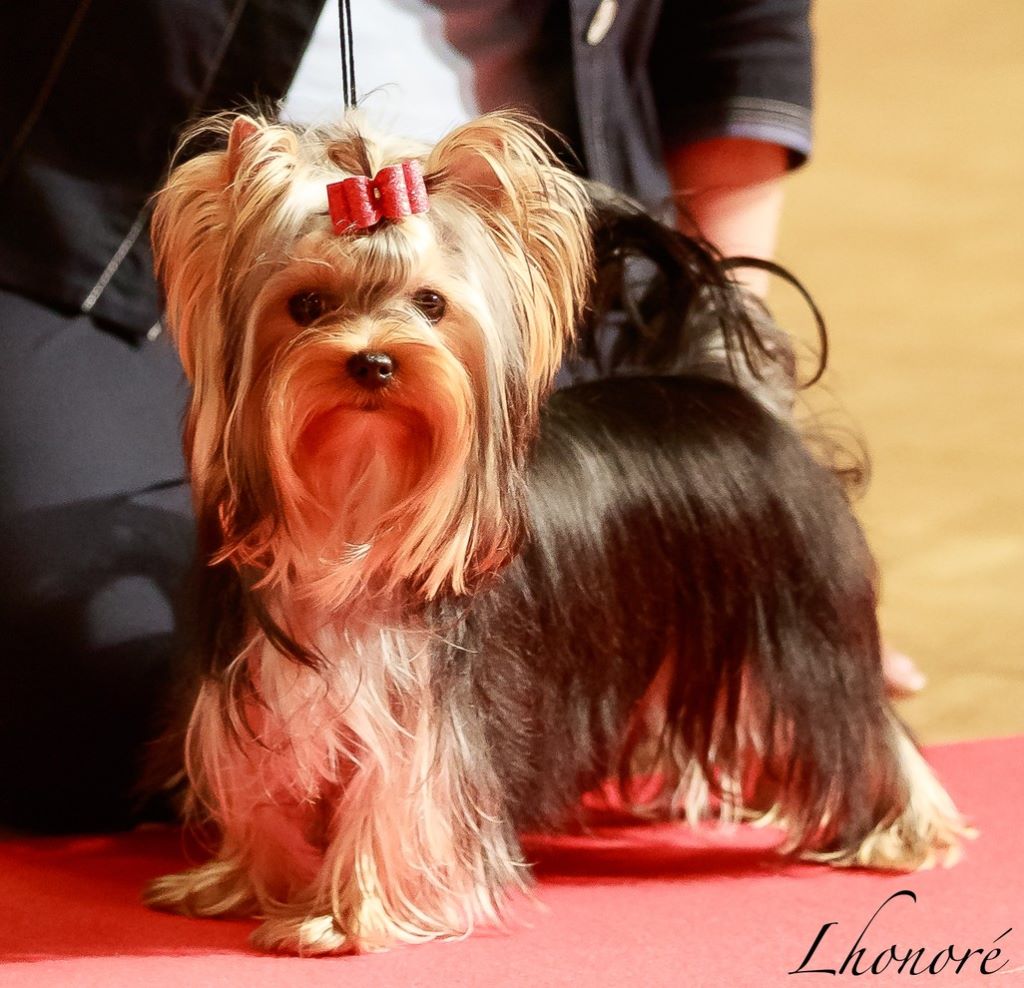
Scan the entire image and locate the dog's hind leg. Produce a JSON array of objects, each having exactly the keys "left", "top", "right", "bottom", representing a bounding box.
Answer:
[{"left": 628, "top": 378, "right": 969, "bottom": 870}]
